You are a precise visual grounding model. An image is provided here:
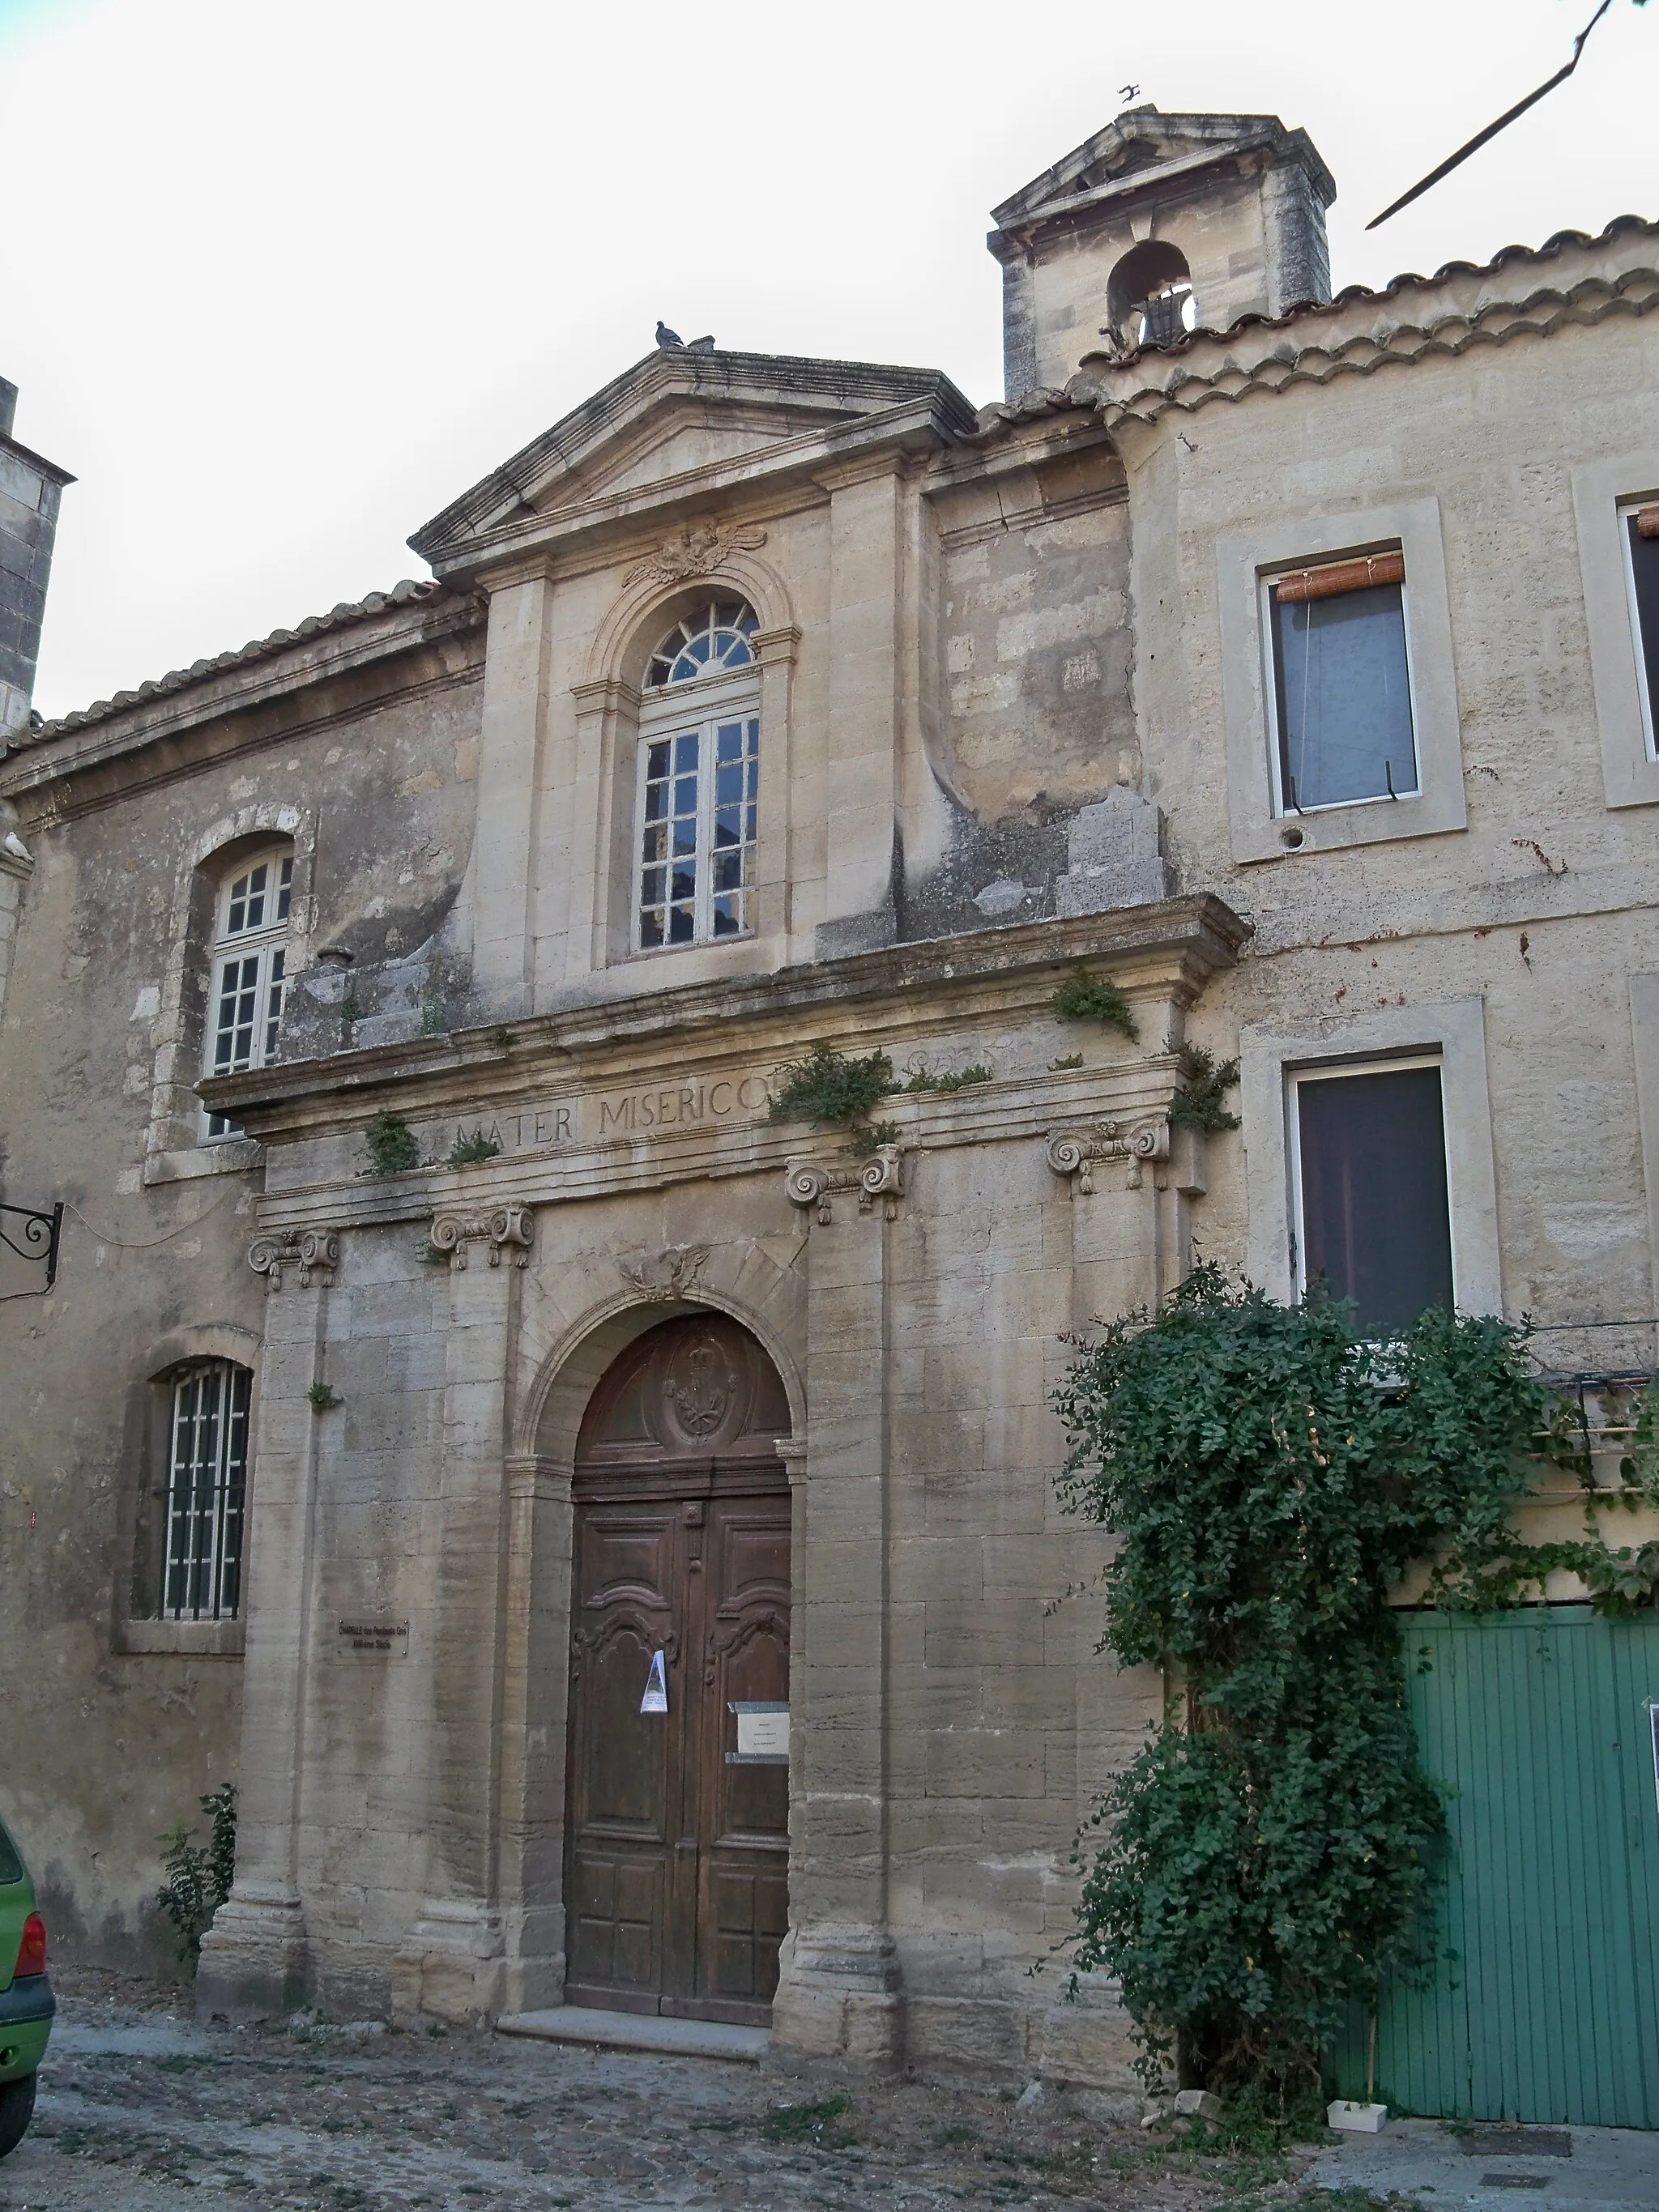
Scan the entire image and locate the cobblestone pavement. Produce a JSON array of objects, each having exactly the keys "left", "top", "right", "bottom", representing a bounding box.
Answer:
[{"left": 0, "top": 1977, "right": 1326, "bottom": 2212}]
